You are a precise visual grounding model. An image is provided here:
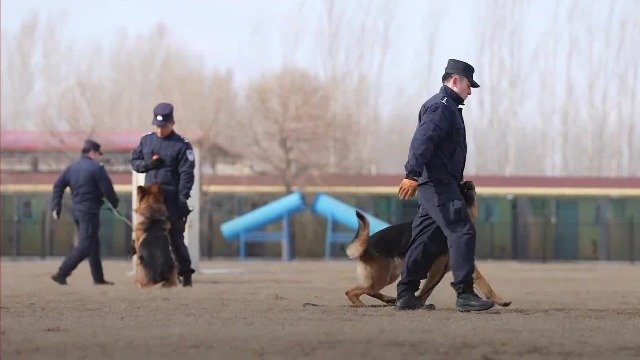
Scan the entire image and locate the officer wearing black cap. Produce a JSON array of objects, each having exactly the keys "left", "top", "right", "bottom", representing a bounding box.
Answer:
[
  {"left": 50, "top": 139, "right": 119, "bottom": 285},
  {"left": 131, "top": 102, "right": 196, "bottom": 287},
  {"left": 395, "top": 59, "right": 494, "bottom": 311}
]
